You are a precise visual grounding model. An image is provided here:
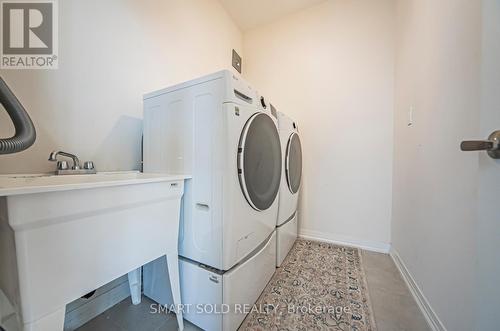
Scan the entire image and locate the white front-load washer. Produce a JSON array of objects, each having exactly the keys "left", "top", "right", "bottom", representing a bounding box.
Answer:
[
  {"left": 141, "top": 70, "right": 281, "bottom": 331},
  {"left": 276, "top": 110, "right": 302, "bottom": 267}
]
